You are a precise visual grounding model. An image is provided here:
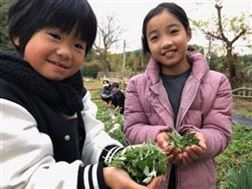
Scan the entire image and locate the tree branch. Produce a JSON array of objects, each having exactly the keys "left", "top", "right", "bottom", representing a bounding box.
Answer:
[
  {"left": 215, "top": 3, "right": 228, "bottom": 42},
  {"left": 230, "top": 28, "right": 247, "bottom": 44}
]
